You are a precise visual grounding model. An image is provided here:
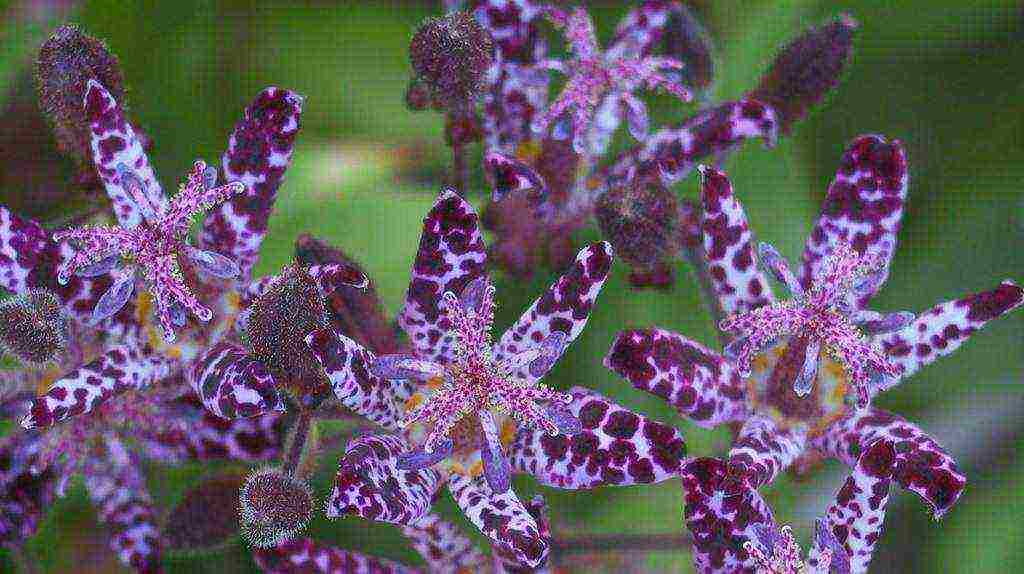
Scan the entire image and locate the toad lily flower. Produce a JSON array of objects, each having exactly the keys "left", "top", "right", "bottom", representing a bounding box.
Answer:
[
  {"left": 1, "top": 34, "right": 300, "bottom": 570},
  {"left": 606, "top": 136, "right": 1023, "bottom": 572},
  {"left": 531, "top": 6, "right": 692, "bottom": 155},
  {"left": 53, "top": 80, "right": 247, "bottom": 342},
  {"left": 304, "top": 190, "right": 688, "bottom": 567}
]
